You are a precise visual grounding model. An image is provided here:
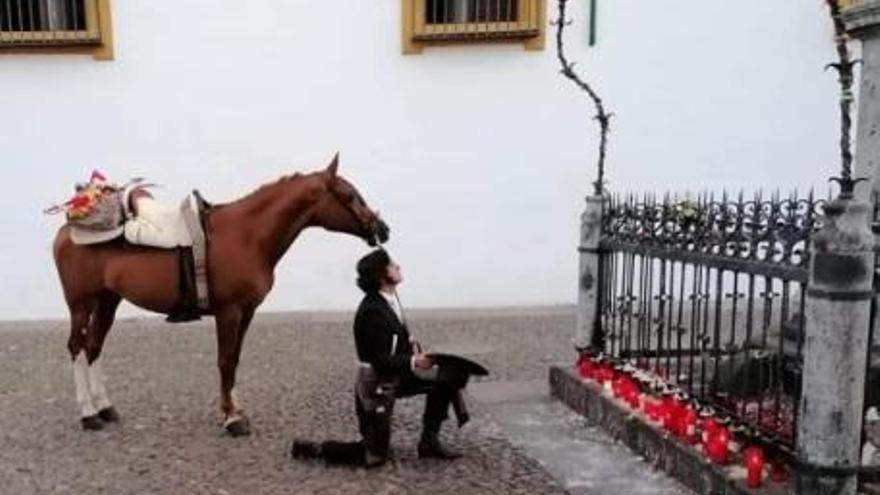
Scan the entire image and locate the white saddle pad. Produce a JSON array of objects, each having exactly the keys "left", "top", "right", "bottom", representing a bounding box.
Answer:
[{"left": 70, "top": 224, "right": 124, "bottom": 245}]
